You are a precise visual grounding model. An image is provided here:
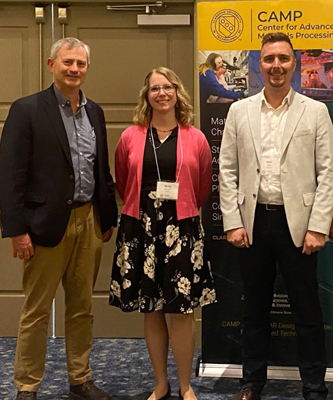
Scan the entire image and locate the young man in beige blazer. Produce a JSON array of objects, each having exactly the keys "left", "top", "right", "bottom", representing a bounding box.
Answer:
[{"left": 219, "top": 32, "right": 333, "bottom": 400}]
